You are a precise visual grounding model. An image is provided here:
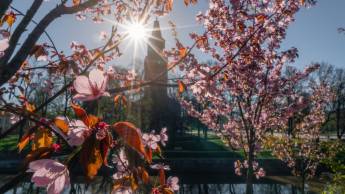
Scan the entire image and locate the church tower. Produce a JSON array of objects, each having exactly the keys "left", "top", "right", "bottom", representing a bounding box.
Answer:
[
  {"left": 144, "top": 19, "right": 168, "bottom": 98},
  {"left": 142, "top": 19, "right": 169, "bottom": 131}
]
